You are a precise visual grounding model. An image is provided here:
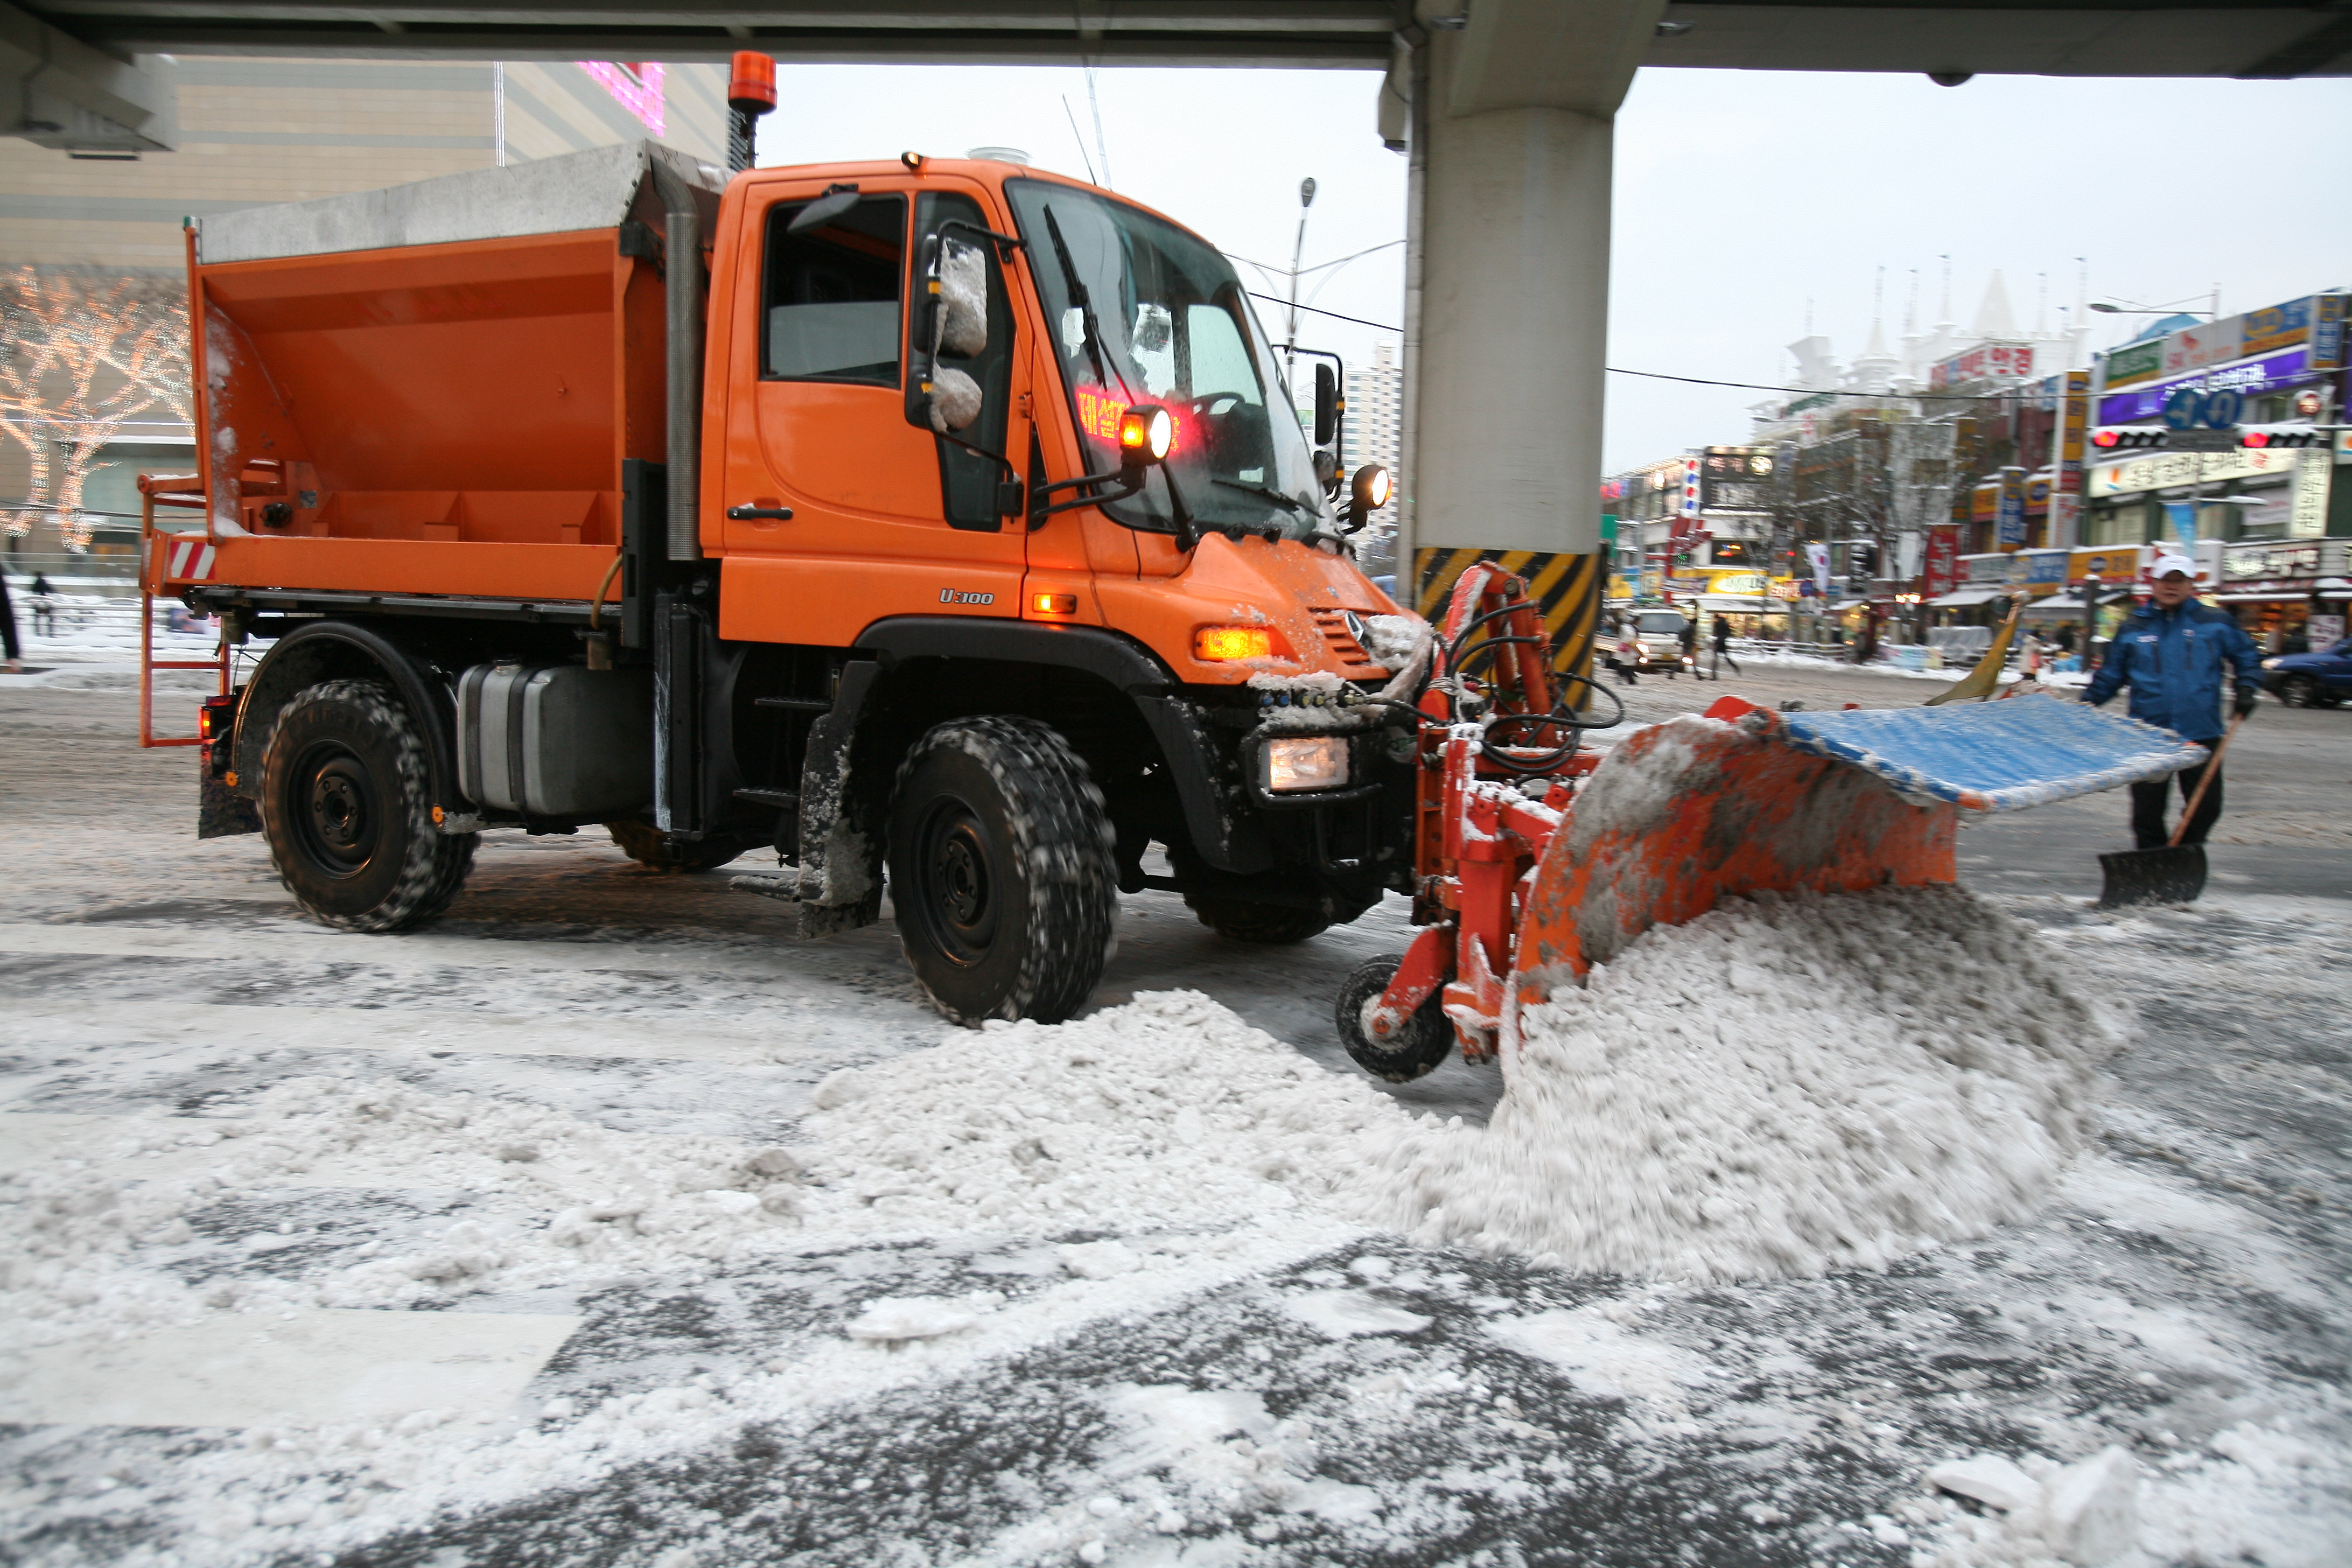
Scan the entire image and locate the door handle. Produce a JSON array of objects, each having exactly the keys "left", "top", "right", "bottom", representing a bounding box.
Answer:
[{"left": 727, "top": 505, "right": 794, "bottom": 521}]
